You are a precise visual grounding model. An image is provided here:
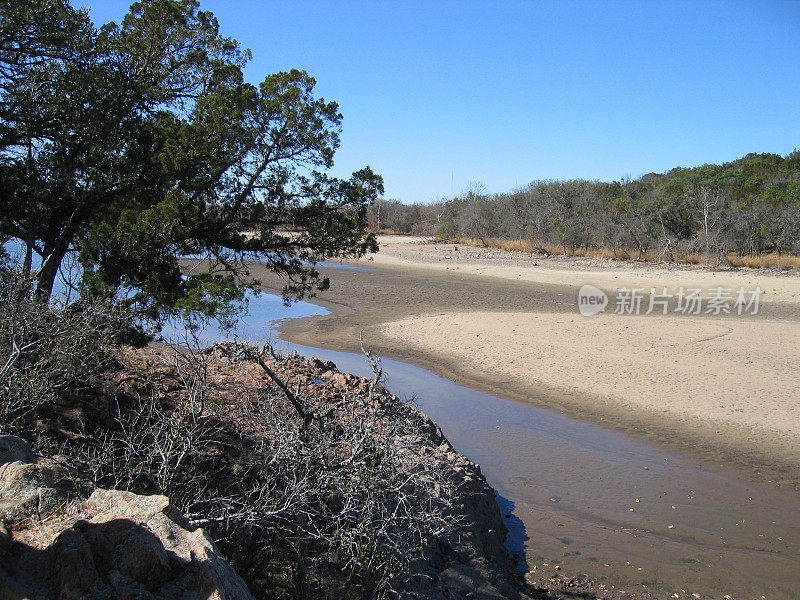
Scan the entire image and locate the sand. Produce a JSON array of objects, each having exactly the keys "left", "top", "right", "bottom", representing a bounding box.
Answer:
[
  {"left": 381, "top": 311, "right": 800, "bottom": 439},
  {"left": 361, "top": 235, "right": 800, "bottom": 304},
  {"left": 264, "top": 235, "right": 800, "bottom": 472},
  {"left": 254, "top": 236, "right": 800, "bottom": 596}
]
